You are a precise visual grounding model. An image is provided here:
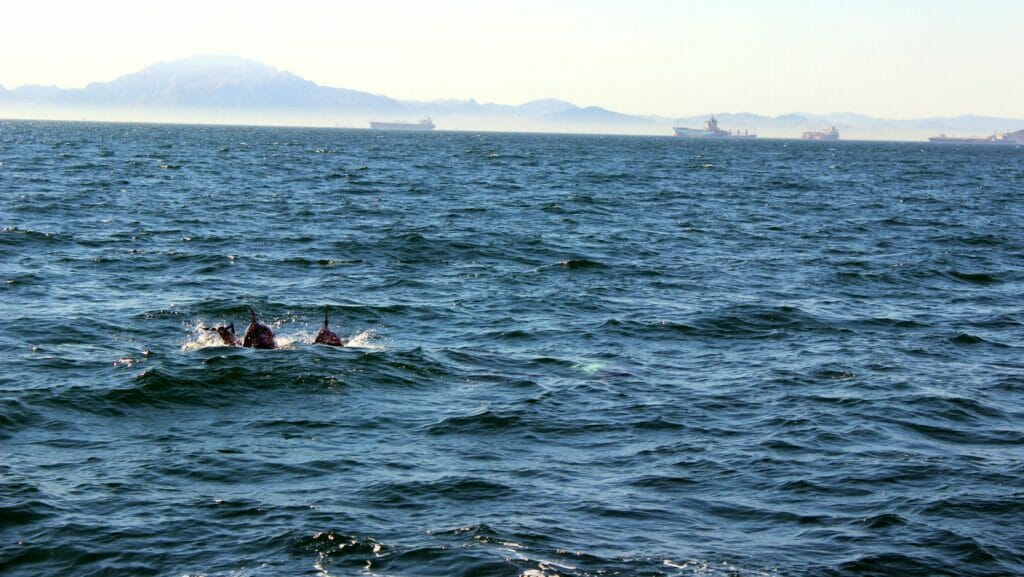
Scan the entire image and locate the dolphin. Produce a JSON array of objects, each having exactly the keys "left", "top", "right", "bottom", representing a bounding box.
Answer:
[
  {"left": 243, "top": 307, "right": 277, "bottom": 349},
  {"left": 314, "top": 307, "right": 346, "bottom": 347},
  {"left": 203, "top": 323, "right": 241, "bottom": 346}
]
